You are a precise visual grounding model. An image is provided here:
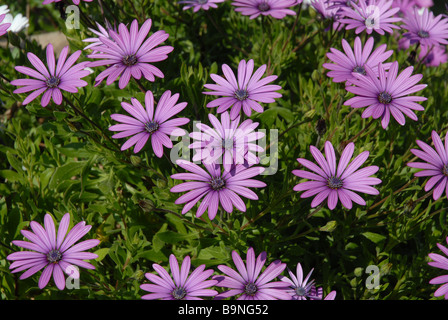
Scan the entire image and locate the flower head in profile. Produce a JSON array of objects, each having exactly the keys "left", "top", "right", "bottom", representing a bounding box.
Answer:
[
  {"left": 231, "top": 0, "right": 301, "bottom": 19},
  {"left": 344, "top": 61, "right": 427, "bottom": 129},
  {"left": 323, "top": 36, "right": 393, "bottom": 84},
  {"left": 402, "top": 8, "right": 448, "bottom": 47},
  {"left": 407, "top": 130, "right": 448, "bottom": 201},
  {"left": 109, "top": 90, "right": 189, "bottom": 156},
  {"left": 428, "top": 237, "right": 448, "bottom": 299},
  {"left": 339, "top": 0, "right": 401, "bottom": 35},
  {"left": 213, "top": 247, "right": 290, "bottom": 300},
  {"left": 42, "top": 0, "right": 93, "bottom": 4},
  {"left": 11, "top": 43, "right": 90, "bottom": 107},
  {"left": 178, "top": 0, "right": 225, "bottom": 12},
  {"left": 170, "top": 160, "right": 266, "bottom": 220},
  {"left": 203, "top": 59, "right": 282, "bottom": 120},
  {"left": 189, "top": 111, "right": 265, "bottom": 171},
  {"left": 293, "top": 141, "right": 381, "bottom": 210},
  {"left": 140, "top": 254, "right": 218, "bottom": 300},
  {"left": 0, "top": 14, "right": 11, "bottom": 36},
  {"left": 6, "top": 213, "right": 100, "bottom": 290},
  {"left": 279, "top": 262, "right": 323, "bottom": 300},
  {"left": 88, "top": 19, "right": 173, "bottom": 89},
  {"left": 419, "top": 45, "right": 448, "bottom": 67}
]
